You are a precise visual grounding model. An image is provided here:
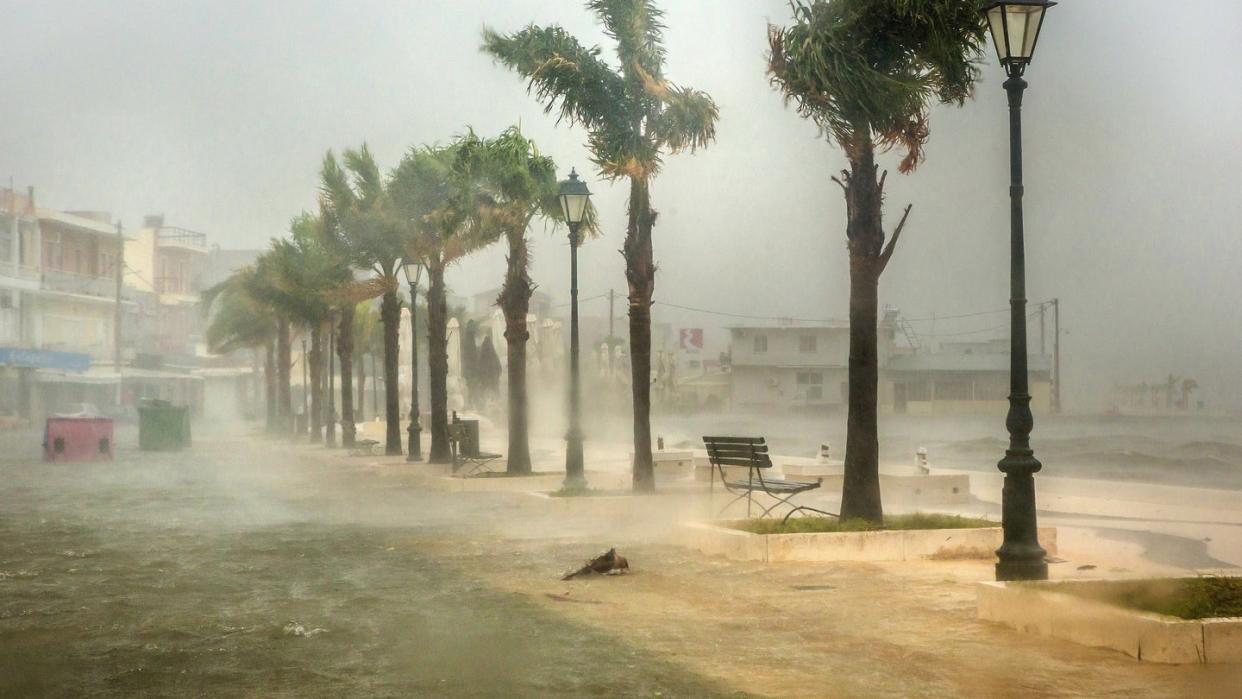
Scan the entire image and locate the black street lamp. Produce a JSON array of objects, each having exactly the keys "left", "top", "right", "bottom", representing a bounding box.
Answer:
[
  {"left": 402, "top": 259, "right": 423, "bottom": 462},
  {"left": 983, "top": 0, "right": 1055, "bottom": 582},
  {"left": 558, "top": 168, "right": 591, "bottom": 487}
]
